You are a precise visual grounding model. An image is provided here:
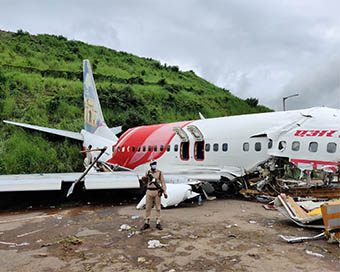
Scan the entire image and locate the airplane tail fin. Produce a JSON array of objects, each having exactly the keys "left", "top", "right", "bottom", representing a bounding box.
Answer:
[{"left": 83, "top": 59, "right": 117, "bottom": 141}]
